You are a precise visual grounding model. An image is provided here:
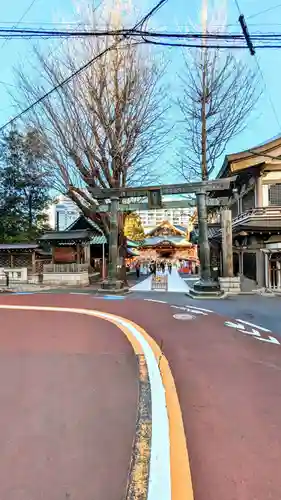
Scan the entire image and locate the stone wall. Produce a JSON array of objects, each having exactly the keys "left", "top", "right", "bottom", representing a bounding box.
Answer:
[
  {"left": 42, "top": 271, "right": 89, "bottom": 286},
  {"left": 219, "top": 276, "right": 241, "bottom": 294}
]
